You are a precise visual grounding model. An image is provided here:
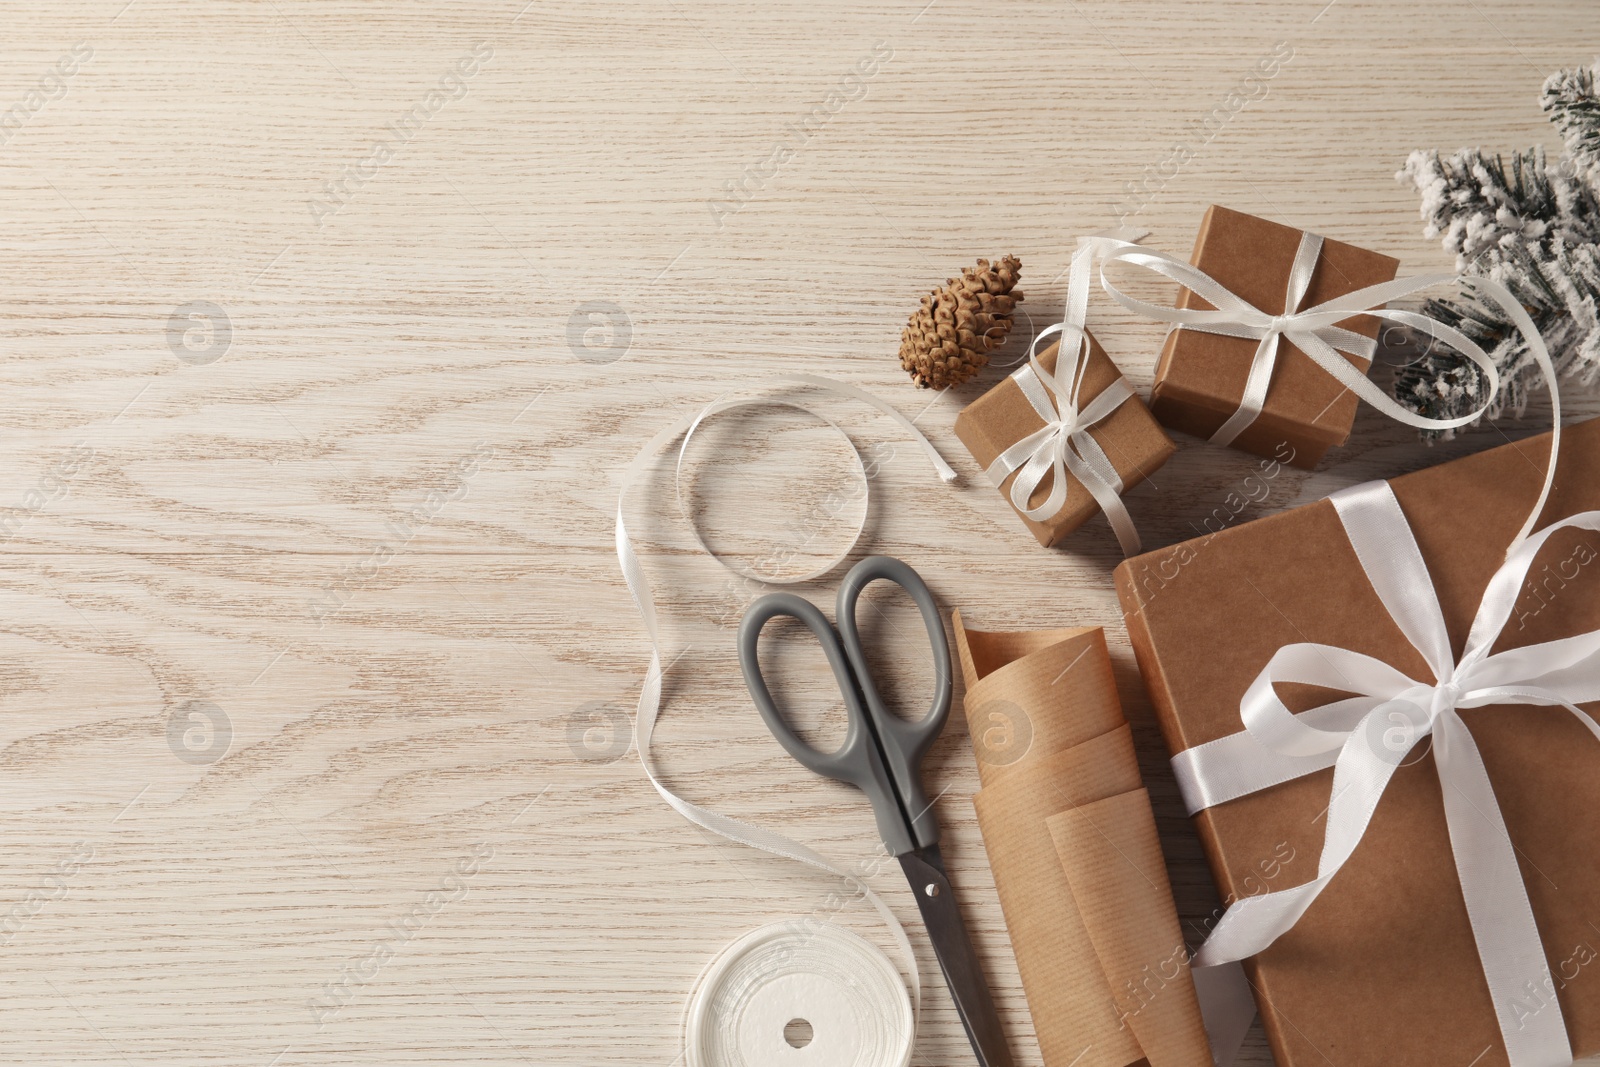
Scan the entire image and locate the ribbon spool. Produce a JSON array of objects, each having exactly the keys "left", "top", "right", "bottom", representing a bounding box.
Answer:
[{"left": 684, "top": 920, "right": 915, "bottom": 1067}]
